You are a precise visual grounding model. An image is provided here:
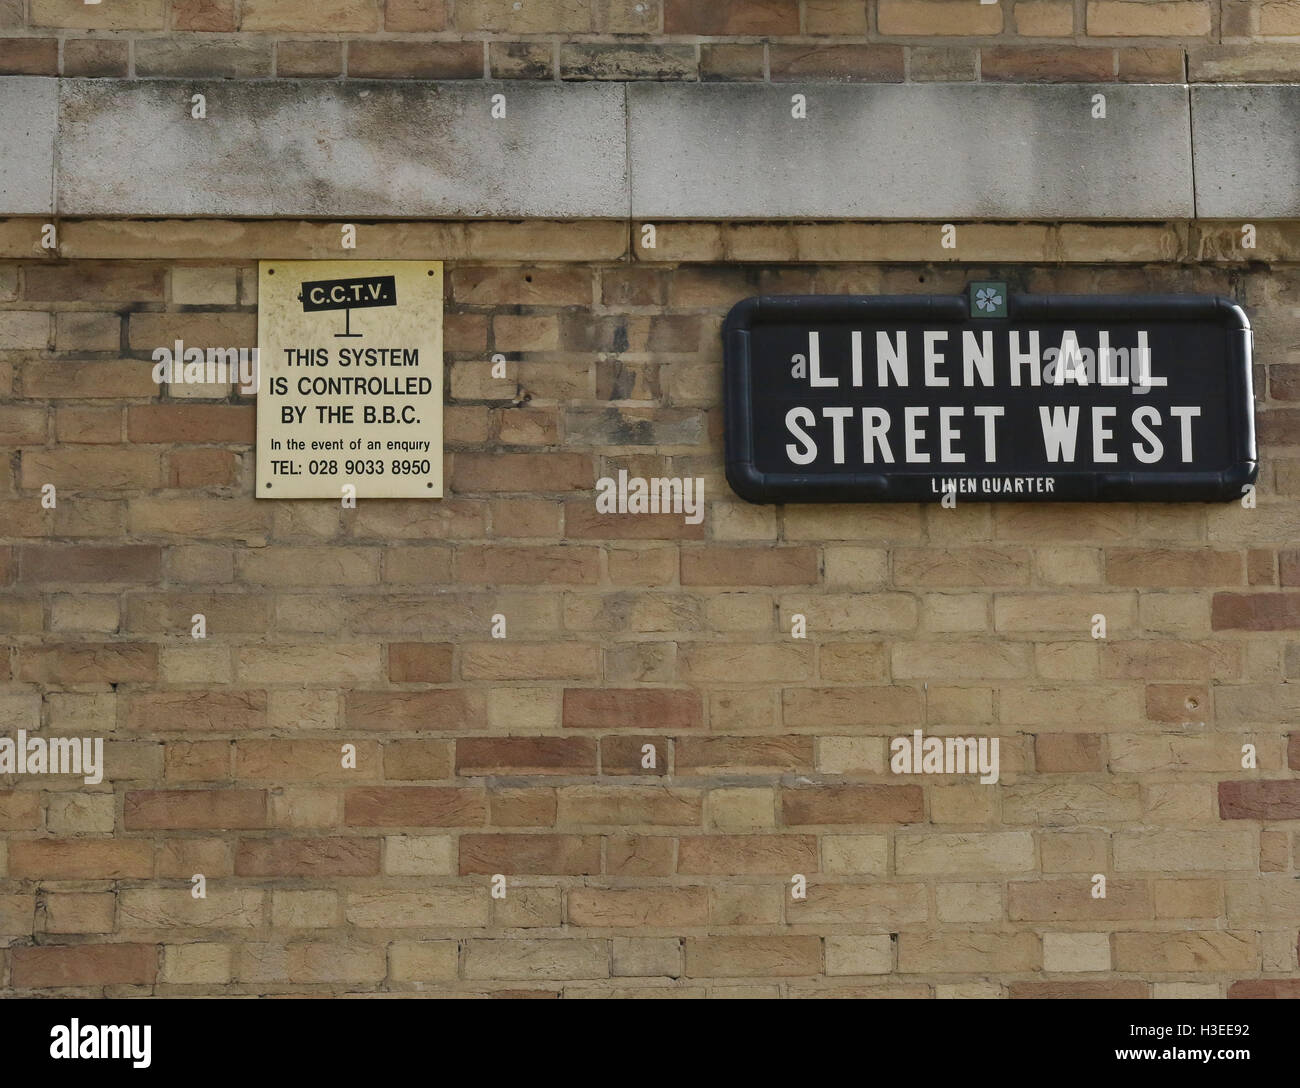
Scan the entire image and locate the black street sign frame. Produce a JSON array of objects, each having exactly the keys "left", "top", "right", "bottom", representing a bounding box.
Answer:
[{"left": 723, "top": 292, "right": 1257, "bottom": 503}]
